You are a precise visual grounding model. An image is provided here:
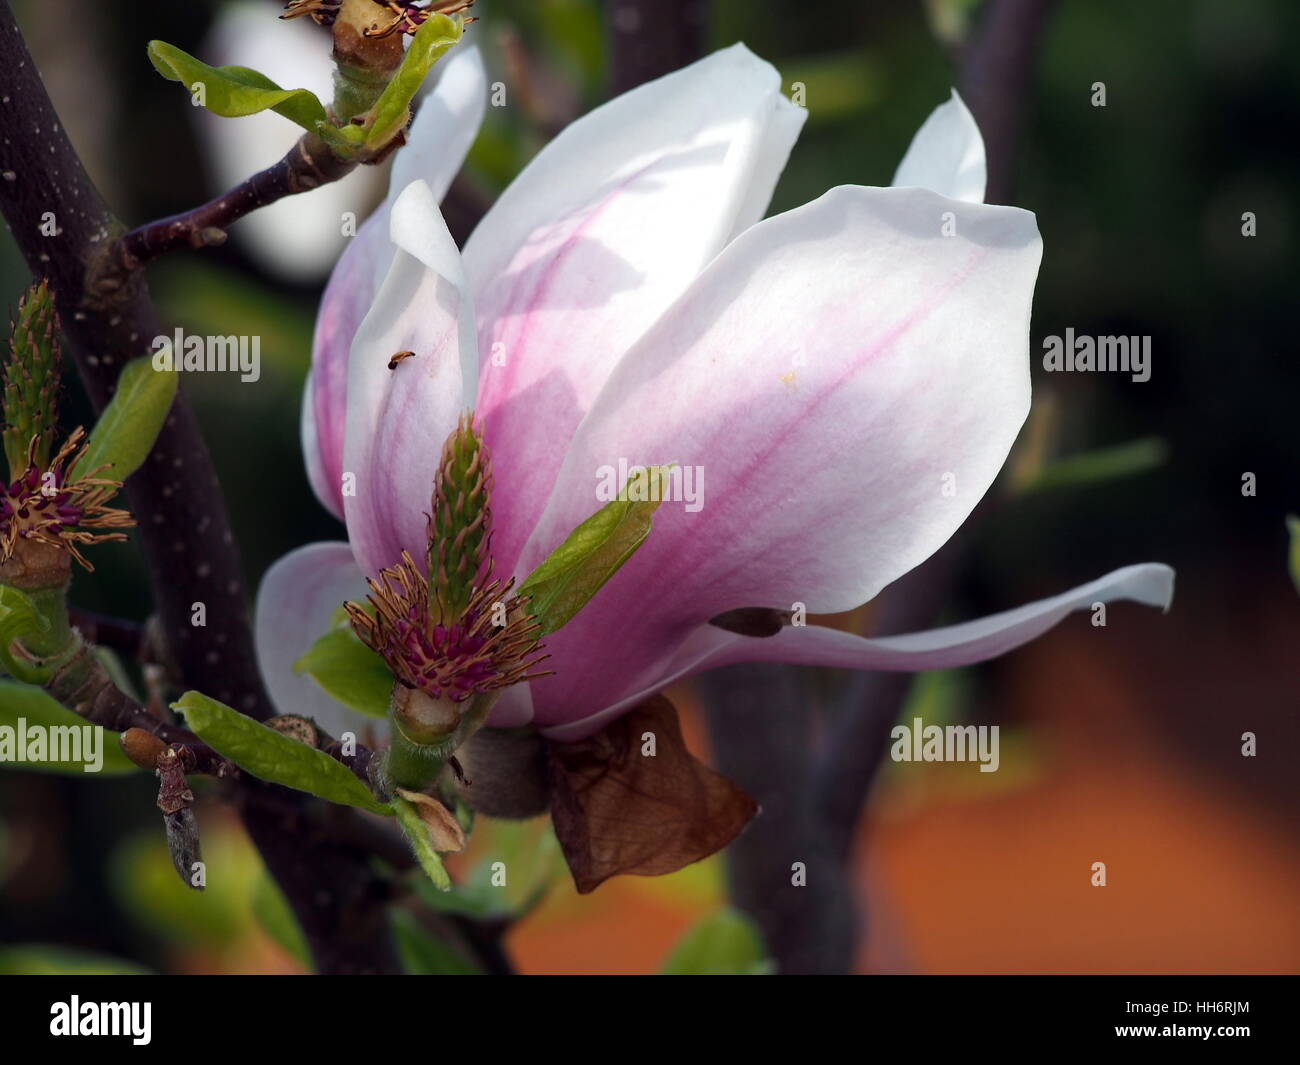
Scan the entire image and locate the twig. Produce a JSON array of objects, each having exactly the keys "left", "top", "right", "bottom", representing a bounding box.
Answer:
[
  {"left": 813, "top": 541, "right": 962, "bottom": 861},
  {"left": 110, "top": 132, "right": 357, "bottom": 272}
]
